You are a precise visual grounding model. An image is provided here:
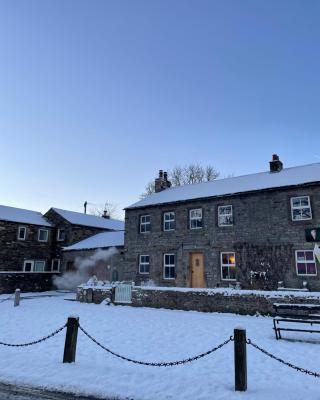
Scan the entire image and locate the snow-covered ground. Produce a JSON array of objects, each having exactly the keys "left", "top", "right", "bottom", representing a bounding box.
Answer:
[{"left": 0, "top": 291, "right": 319, "bottom": 400}]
